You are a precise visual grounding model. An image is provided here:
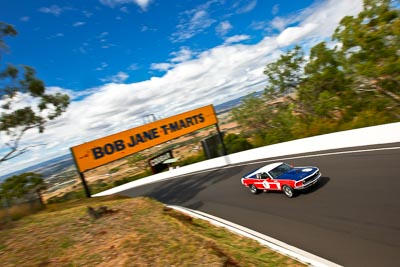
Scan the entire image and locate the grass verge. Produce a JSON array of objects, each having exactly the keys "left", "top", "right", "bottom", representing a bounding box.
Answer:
[{"left": 0, "top": 196, "right": 305, "bottom": 266}]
